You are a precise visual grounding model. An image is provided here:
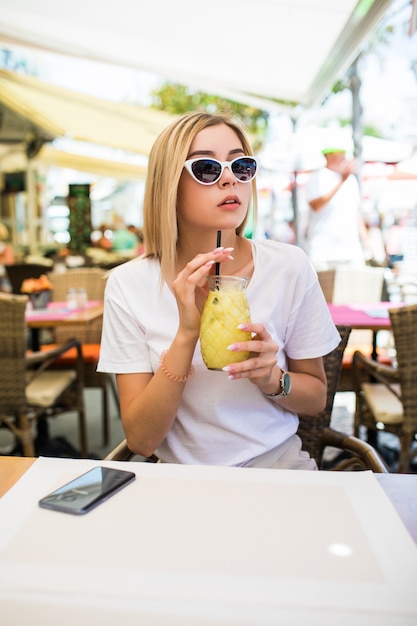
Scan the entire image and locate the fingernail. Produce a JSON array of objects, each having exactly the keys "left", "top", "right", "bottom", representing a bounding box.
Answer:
[
  {"left": 237, "top": 323, "right": 248, "bottom": 330},
  {"left": 222, "top": 366, "right": 236, "bottom": 379},
  {"left": 226, "top": 344, "right": 238, "bottom": 351}
]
